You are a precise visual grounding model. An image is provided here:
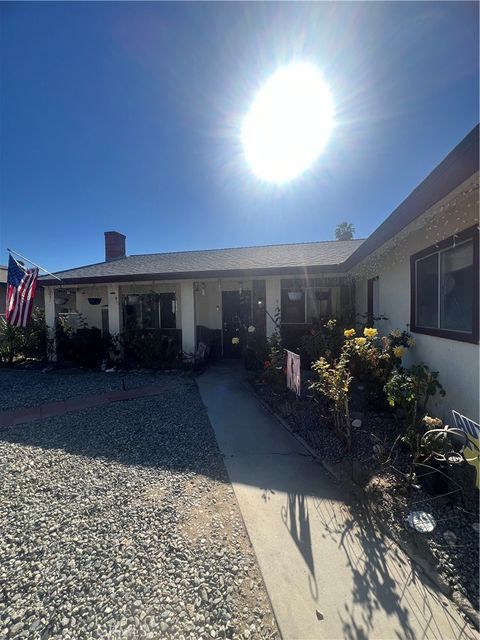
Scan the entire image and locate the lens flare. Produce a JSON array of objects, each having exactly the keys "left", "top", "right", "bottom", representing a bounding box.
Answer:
[{"left": 242, "top": 63, "right": 335, "bottom": 183}]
